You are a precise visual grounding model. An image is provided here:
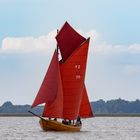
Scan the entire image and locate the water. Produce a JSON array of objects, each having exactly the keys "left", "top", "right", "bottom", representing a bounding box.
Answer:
[{"left": 0, "top": 117, "right": 140, "bottom": 140}]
